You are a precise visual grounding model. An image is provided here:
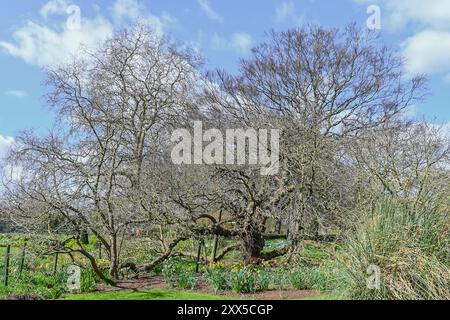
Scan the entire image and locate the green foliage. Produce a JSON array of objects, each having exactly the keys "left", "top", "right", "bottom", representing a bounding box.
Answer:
[
  {"left": 257, "top": 268, "right": 272, "bottom": 292},
  {"left": 0, "top": 271, "right": 66, "bottom": 299},
  {"left": 0, "top": 234, "right": 104, "bottom": 300},
  {"left": 0, "top": 267, "right": 103, "bottom": 300},
  {"left": 289, "top": 270, "right": 307, "bottom": 290},
  {"left": 302, "top": 265, "right": 338, "bottom": 292},
  {"left": 337, "top": 198, "right": 450, "bottom": 300},
  {"left": 63, "top": 289, "right": 227, "bottom": 300},
  {"left": 271, "top": 268, "right": 287, "bottom": 291},
  {"left": 162, "top": 259, "right": 197, "bottom": 290},
  {"left": 80, "top": 268, "right": 98, "bottom": 292},
  {"left": 228, "top": 266, "right": 258, "bottom": 293},
  {"left": 205, "top": 264, "right": 228, "bottom": 293},
  {"left": 205, "top": 263, "right": 273, "bottom": 294},
  {"left": 301, "top": 244, "right": 329, "bottom": 261}
]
